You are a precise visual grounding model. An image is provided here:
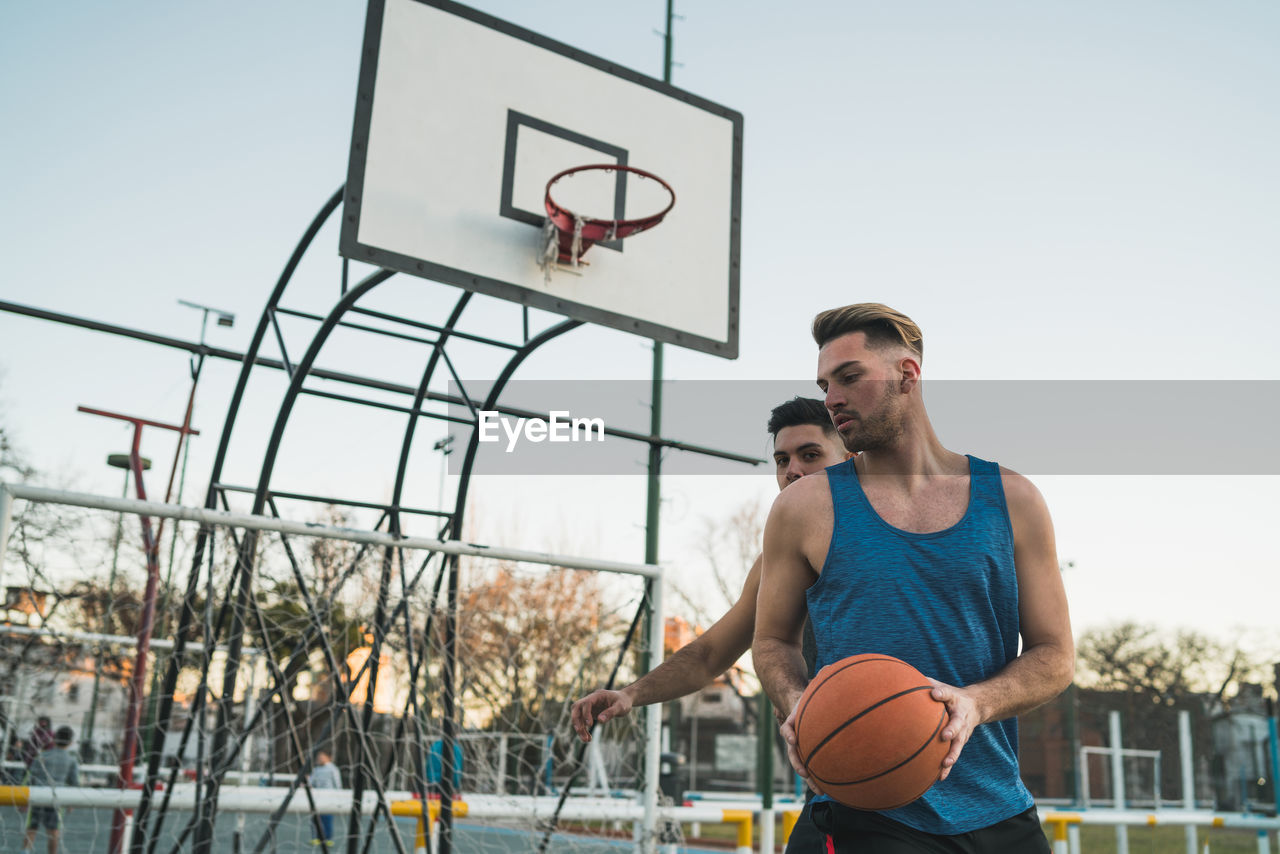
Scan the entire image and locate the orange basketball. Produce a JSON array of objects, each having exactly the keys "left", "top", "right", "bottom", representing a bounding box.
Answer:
[{"left": 793, "top": 653, "right": 949, "bottom": 810}]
